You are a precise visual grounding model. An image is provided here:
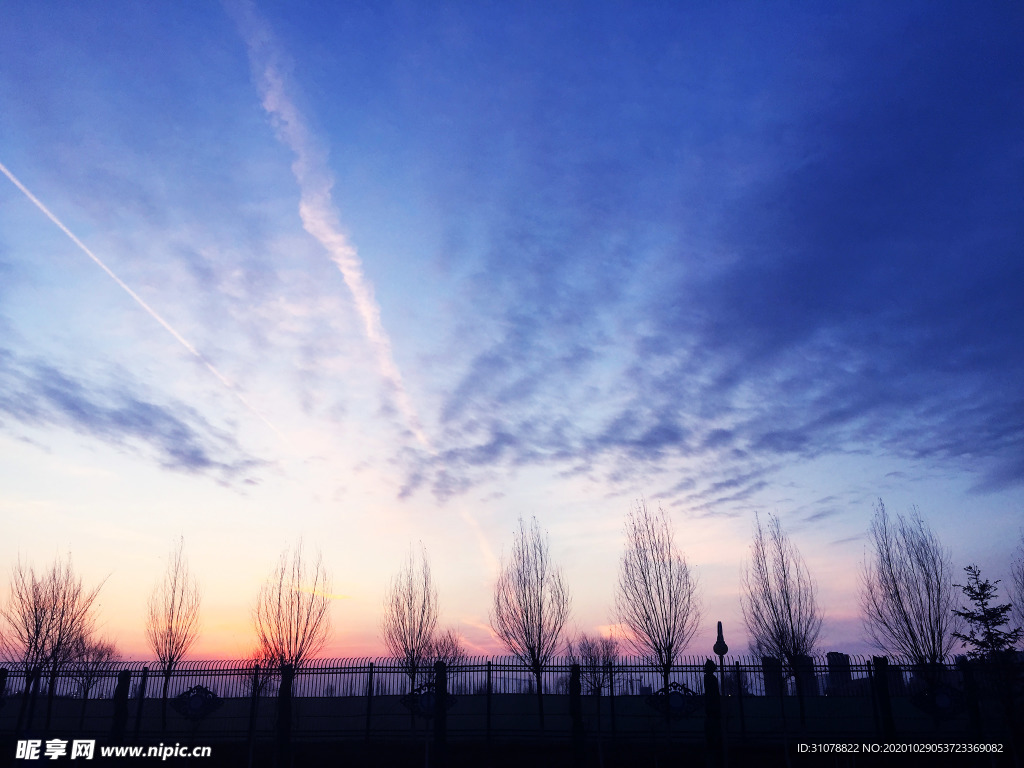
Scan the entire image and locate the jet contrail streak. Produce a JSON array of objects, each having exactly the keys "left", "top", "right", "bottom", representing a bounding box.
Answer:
[
  {"left": 0, "top": 160, "right": 286, "bottom": 442},
  {"left": 228, "top": 3, "right": 499, "bottom": 579},
  {"left": 459, "top": 504, "right": 500, "bottom": 574},
  {"left": 231, "top": 1, "right": 432, "bottom": 452}
]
